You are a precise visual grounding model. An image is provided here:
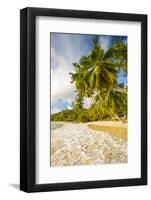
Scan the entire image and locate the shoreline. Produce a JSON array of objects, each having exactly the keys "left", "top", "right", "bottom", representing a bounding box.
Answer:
[{"left": 51, "top": 120, "right": 128, "bottom": 127}]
